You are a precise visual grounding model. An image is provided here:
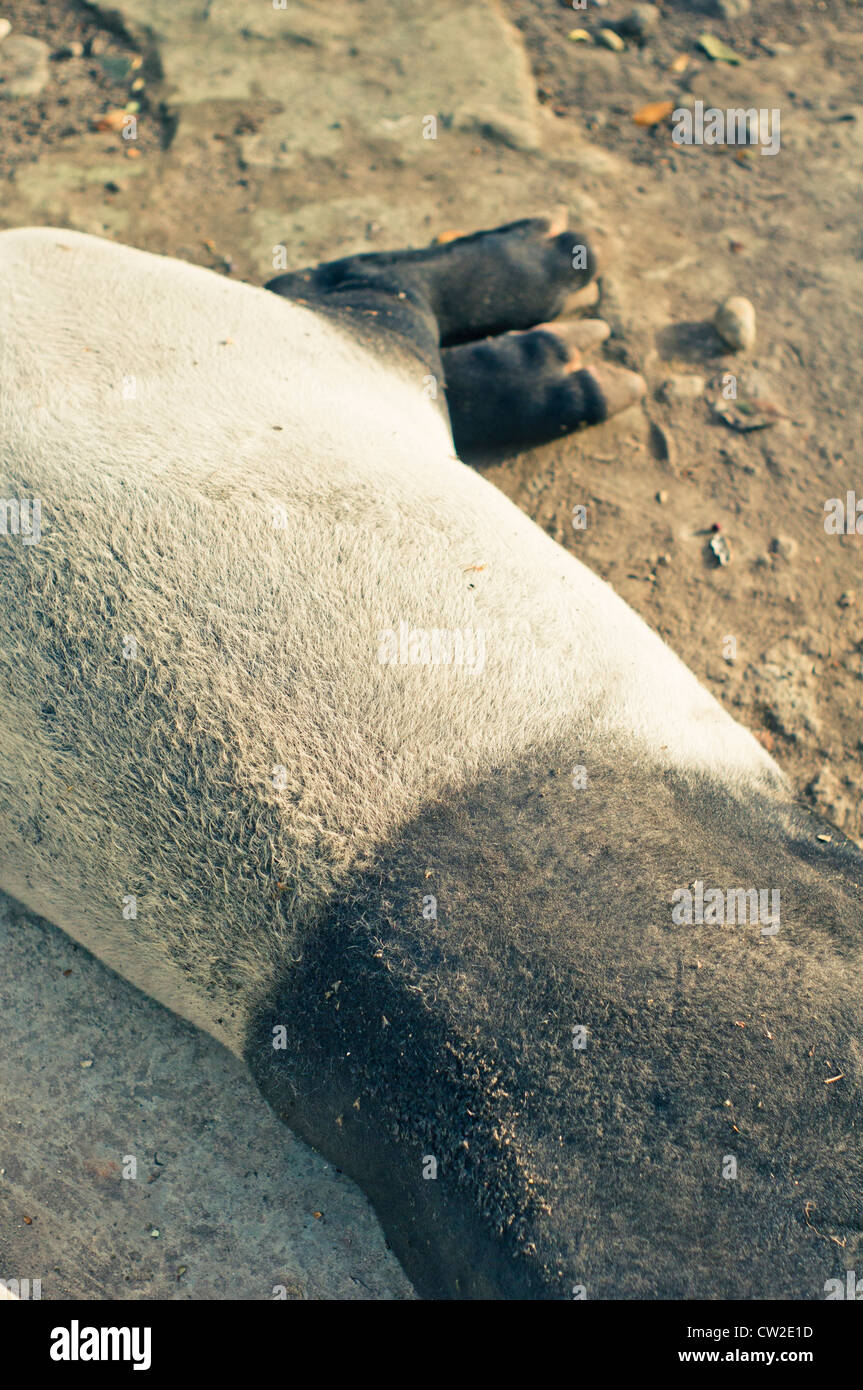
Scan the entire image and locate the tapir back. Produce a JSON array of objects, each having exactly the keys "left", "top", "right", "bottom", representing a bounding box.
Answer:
[{"left": 0, "top": 227, "right": 784, "bottom": 1051}]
